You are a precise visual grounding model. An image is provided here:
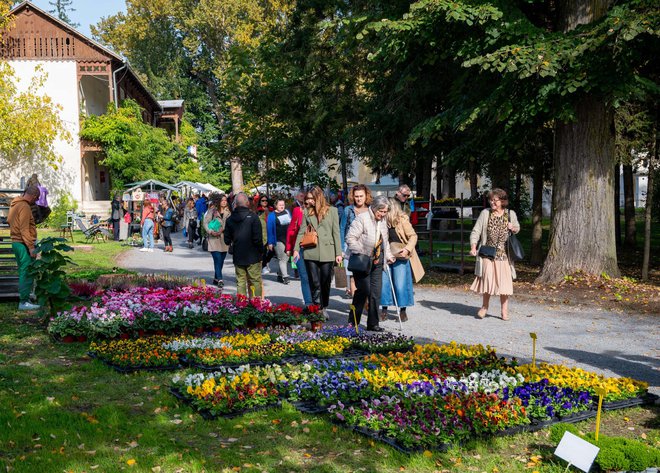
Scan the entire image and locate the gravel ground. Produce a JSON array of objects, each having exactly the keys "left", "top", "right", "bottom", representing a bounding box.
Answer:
[{"left": 118, "top": 231, "right": 660, "bottom": 394}]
